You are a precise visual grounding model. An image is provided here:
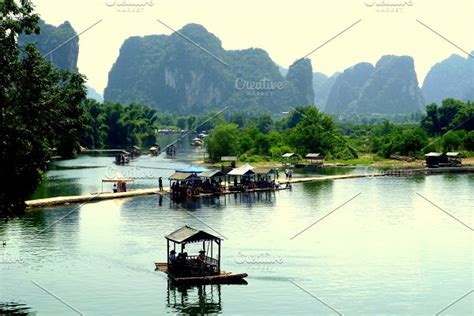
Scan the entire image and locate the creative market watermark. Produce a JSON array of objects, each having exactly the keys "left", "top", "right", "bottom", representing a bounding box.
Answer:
[
  {"left": 234, "top": 251, "right": 284, "bottom": 270},
  {"left": 105, "top": 0, "right": 154, "bottom": 13},
  {"left": 234, "top": 77, "right": 285, "bottom": 97},
  {"left": 0, "top": 252, "right": 24, "bottom": 265},
  {"left": 364, "top": 0, "right": 414, "bottom": 13},
  {"left": 105, "top": 166, "right": 155, "bottom": 180}
]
